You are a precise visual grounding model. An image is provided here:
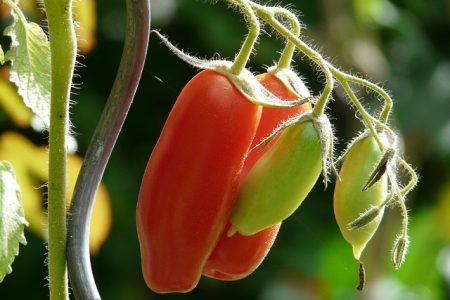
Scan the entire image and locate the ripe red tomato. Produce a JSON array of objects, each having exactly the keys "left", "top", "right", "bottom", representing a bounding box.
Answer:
[
  {"left": 203, "top": 72, "right": 312, "bottom": 280},
  {"left": 137, "top": 70, "right": 262, "bottom": 293},
  {"left": 203, "top": 223, "right": 280, "bottom": 280}
]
